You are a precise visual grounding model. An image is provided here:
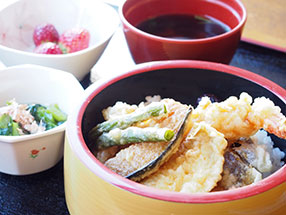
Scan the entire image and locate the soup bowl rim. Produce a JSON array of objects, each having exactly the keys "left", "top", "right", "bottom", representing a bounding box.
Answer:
[{"left": 118, "top": 0, "right": 247, "bottom": 44}]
